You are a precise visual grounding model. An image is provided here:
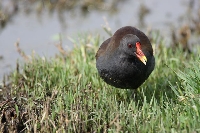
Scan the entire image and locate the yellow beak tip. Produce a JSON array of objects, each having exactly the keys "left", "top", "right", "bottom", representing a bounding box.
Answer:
[{"left": 140, "top": 56, "right": 147, "bottom": 65}]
